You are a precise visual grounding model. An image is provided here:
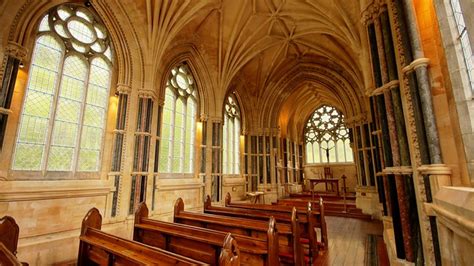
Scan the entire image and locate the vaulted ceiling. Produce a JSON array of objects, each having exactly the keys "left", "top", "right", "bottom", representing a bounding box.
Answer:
[
  {"left": 131, "top": 0, "right": 370, "bottom": 139},
  {"left": 2, "top": 0, "right": 374, "bottom": 139}
]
